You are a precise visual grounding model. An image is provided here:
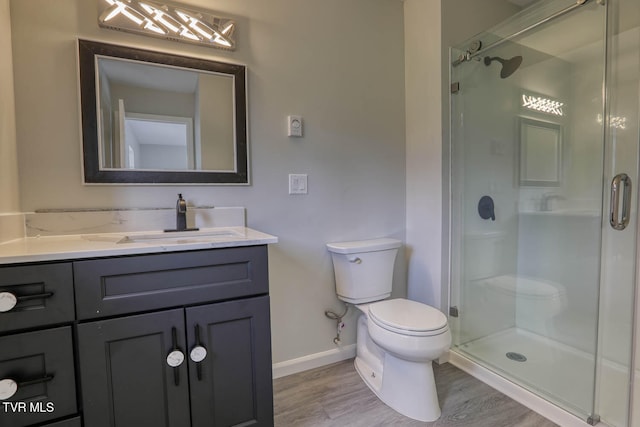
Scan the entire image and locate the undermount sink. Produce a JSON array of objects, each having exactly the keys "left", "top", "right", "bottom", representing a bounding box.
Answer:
[{"left": 82, "top": 228, "right": 245, "bottom": 245}]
